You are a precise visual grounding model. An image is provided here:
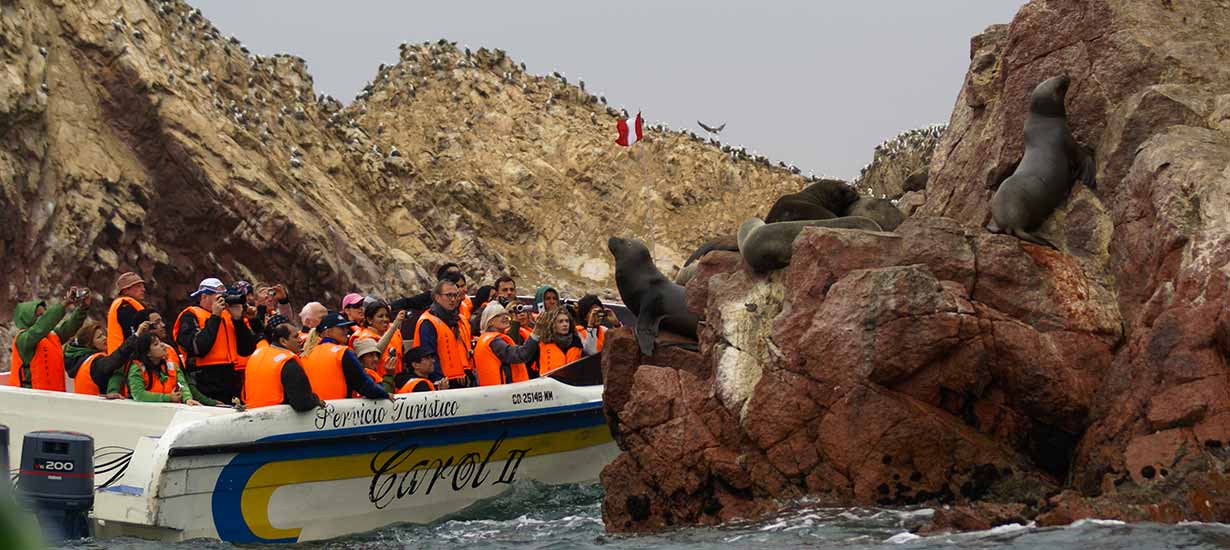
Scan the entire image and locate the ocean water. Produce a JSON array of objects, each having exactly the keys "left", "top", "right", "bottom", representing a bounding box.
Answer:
[{"left": 58, "top": 482, "right": 1230, "bottom": 549}]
